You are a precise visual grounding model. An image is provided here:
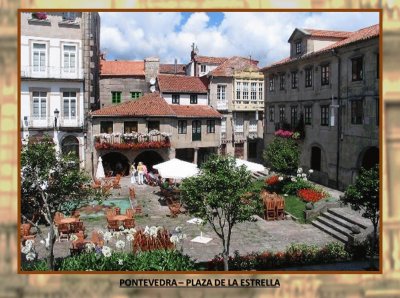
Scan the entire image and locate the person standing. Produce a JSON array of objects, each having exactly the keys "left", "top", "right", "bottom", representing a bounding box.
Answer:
[
  {"left": 130, "top": 162, "right": 137, "bottom": 184},
  {"left": 137, "top": 161, "right": 144, "bottom": 185}
]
